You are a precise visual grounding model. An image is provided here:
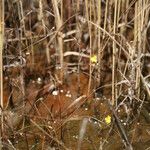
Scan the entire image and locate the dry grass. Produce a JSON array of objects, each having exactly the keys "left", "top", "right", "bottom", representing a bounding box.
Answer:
[
  {"left": 1, "top": 0, "right": 150, "bottom": 149},
  {"left": 0, "top": 0, "right": 4, "bottom": 141}
]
